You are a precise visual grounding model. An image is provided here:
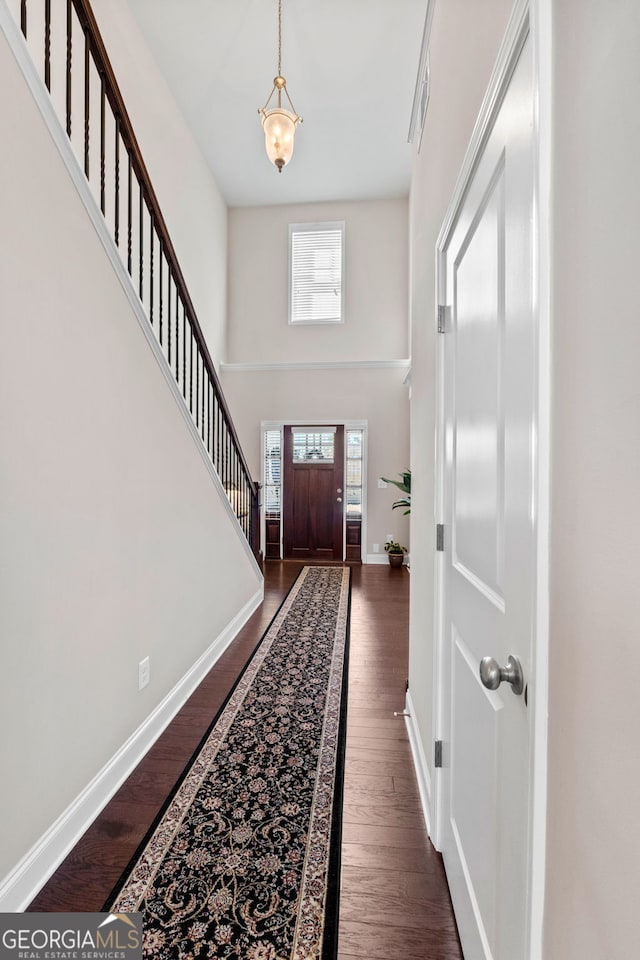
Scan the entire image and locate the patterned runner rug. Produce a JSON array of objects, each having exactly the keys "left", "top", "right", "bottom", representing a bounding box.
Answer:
[{"left": 106, "top": 565, "right": 351, "bottom": 960}]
